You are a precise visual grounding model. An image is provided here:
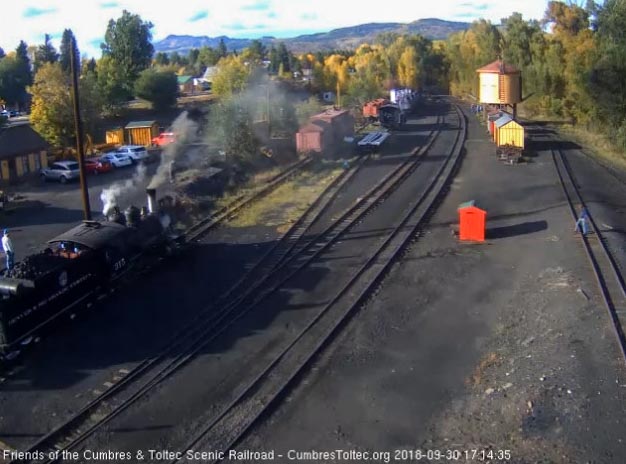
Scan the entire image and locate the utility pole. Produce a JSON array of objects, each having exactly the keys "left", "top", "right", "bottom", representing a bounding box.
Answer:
[{"left": 70, "top": 36, "right": 91, "bottom": 220}]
